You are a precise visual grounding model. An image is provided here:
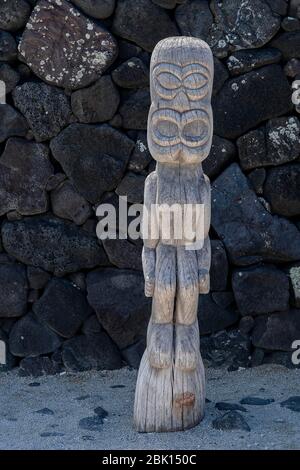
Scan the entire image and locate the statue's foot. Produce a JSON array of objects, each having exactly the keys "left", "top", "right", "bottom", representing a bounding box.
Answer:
[
  {"left": 148, "top": 323, "right": 173, "bottom": 369},
  {"left": 175, "top": 322, "right": 199, "bottom": 371}
]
